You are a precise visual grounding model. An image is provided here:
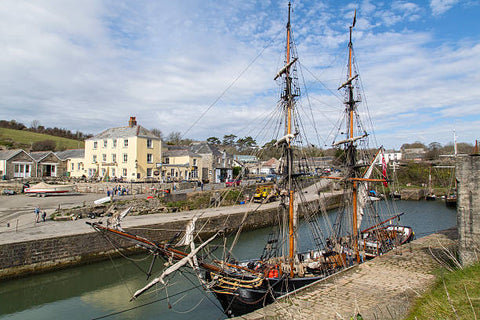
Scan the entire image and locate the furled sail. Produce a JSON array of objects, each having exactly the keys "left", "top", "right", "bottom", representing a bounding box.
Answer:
[{"left": 357, "top": 149, "right": 383, "bottom": 228}]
